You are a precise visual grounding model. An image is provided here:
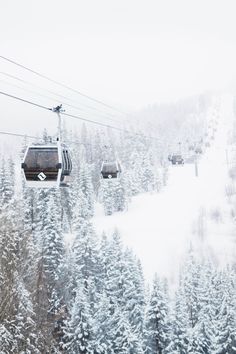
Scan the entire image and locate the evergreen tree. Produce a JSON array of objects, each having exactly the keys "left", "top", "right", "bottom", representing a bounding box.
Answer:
[
  {"left": 141, "top": 151, "right": 155, "bottom": 193},
  {"left": 93, "top": 291, "right": 112, "bottom": 353},
  {"left": 0, "top": 157, "right": 15, "bottom": 210},
  {"left": 72, "top": 188, "right": 99, "bottom": 287},
  {"left": 13, "top": 277, "right": 40, "bottom": 354},
  {"left": 113, "top": 178, "right": 128, "bottom": 212},
  {"left": 112, "top": 310, "right": 143, "bottom": 354},
  {"left": 0, "top": 196, "right": 39, "bottom": 353},
  {"left": 0, "top": 324, "right": 15, "bottom": 354},
  {"left": 78, "top": 159, "right": 95, "bottom": 218},
  {"left": 101, "top": 180, "right": 115, "bottom": 216},
  {"left": 64, "top": 286, "right": 93, "bottom": 354},
  {"left": 34, "top": 189, "right": 67, "bottom": 352},
  {"left": 182, "top": 250, "right": 201, "bottom": 329},
  {"left": 213, "top": 269, "right": 236, "bottom": 354},
  {"left": 123, "top": 249, "right": 145, "bottom": 346},
  {"left": 165, "top": 280, "right": 188, "bottom": 353},
  {"left": 145, "top": 275, "right": 170, "bottom": 354}
]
